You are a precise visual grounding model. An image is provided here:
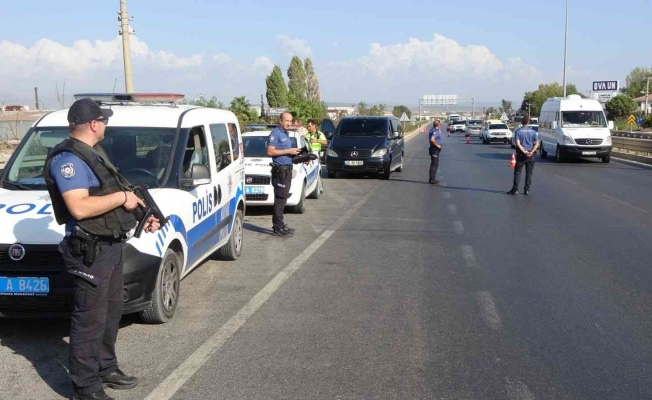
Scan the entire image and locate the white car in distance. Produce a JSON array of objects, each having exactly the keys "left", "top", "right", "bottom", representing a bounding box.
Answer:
[
  {"left": 481, "top": 122, "right": 513, "bottom": 144},
  {"left": 242, "top": 130, "right": 322, "bottom": 214}
]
